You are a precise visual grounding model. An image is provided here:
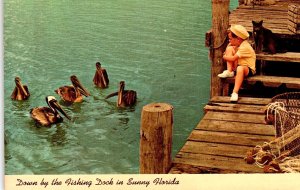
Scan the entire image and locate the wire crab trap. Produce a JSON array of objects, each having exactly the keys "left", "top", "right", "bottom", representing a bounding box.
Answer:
[
  {"left": 265, "top": 92, "right": 300, "bottom": 153},
  {"left": 245, "top": 92, "right": 300, "bottom": 173}
]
